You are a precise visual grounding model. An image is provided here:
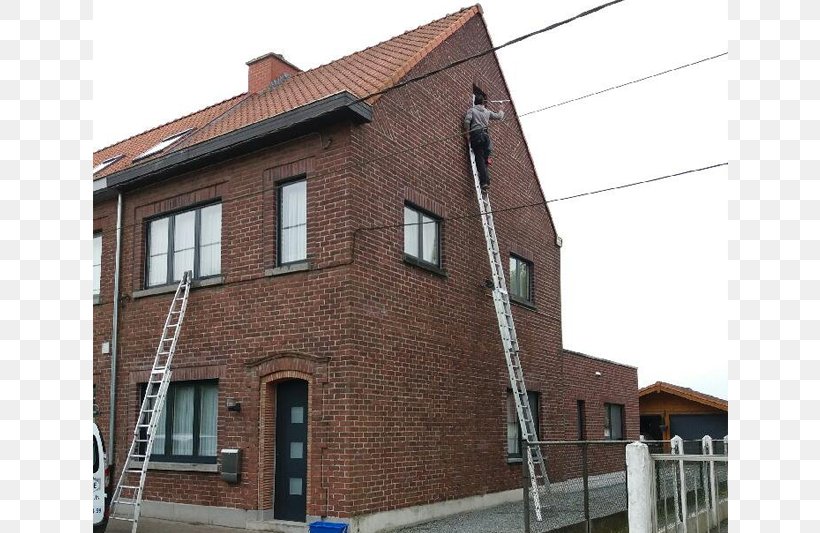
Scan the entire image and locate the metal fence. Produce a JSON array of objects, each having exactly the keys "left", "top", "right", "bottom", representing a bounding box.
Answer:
[
  {"left": 523, "top": 440, "right": 631, "bottom": 533},
  {"left": 650, "top": 436, "right": 728, "bottom": 533}
]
